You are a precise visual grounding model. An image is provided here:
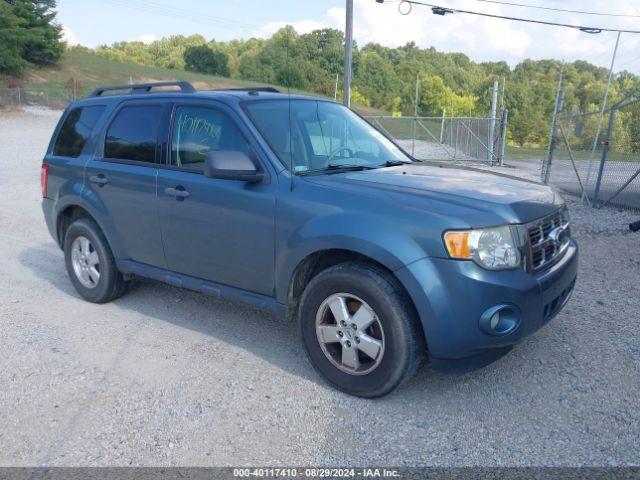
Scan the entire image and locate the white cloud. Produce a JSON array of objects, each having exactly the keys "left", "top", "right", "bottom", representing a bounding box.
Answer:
[
  {"left": 62, "top": 25, "right": 82, "bottom": 46},
  {"left": 328, "top": 0, "right": 428, "bottom": 47}
]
